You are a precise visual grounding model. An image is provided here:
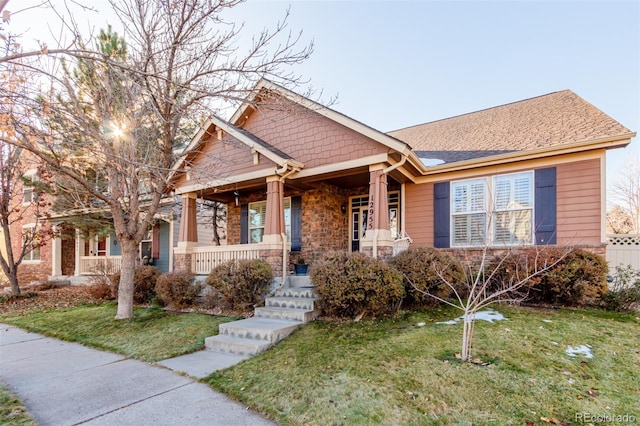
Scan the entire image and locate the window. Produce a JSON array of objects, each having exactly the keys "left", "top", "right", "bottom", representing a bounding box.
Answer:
[
  {"left": 248, "top": 198, "right": 291, "bottom": 243},
  {"left": 451, "top": 172, "right": 534, "bottom": 247},
  {"left": 493, "top": 172, "right": 533, "bottom": 245},
  {"left": 451, "top": 178, "right": 486, "bottom": 246},
  {"left": 22, "top": 172, "right": 37, "bottom": 204},
  {"left": 22, "top": 226, "right": 41, "bottom": 262}
]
